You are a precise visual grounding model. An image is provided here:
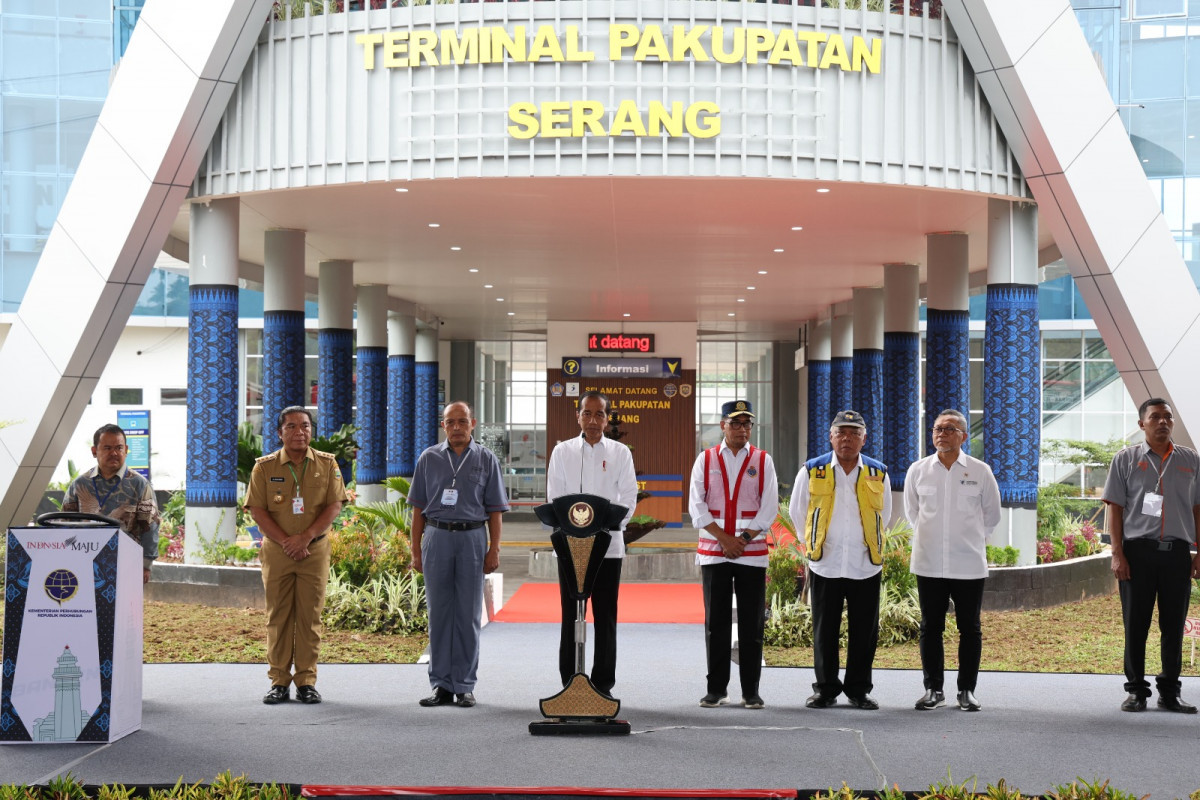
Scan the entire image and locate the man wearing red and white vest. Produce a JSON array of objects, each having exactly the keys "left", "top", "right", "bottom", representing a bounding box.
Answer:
[
  {"left": 688, "top": 399, "right": 778, "bottom": 710},
  {"left": 789, "top": 409, "right": 892, "bottom": 711}
]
